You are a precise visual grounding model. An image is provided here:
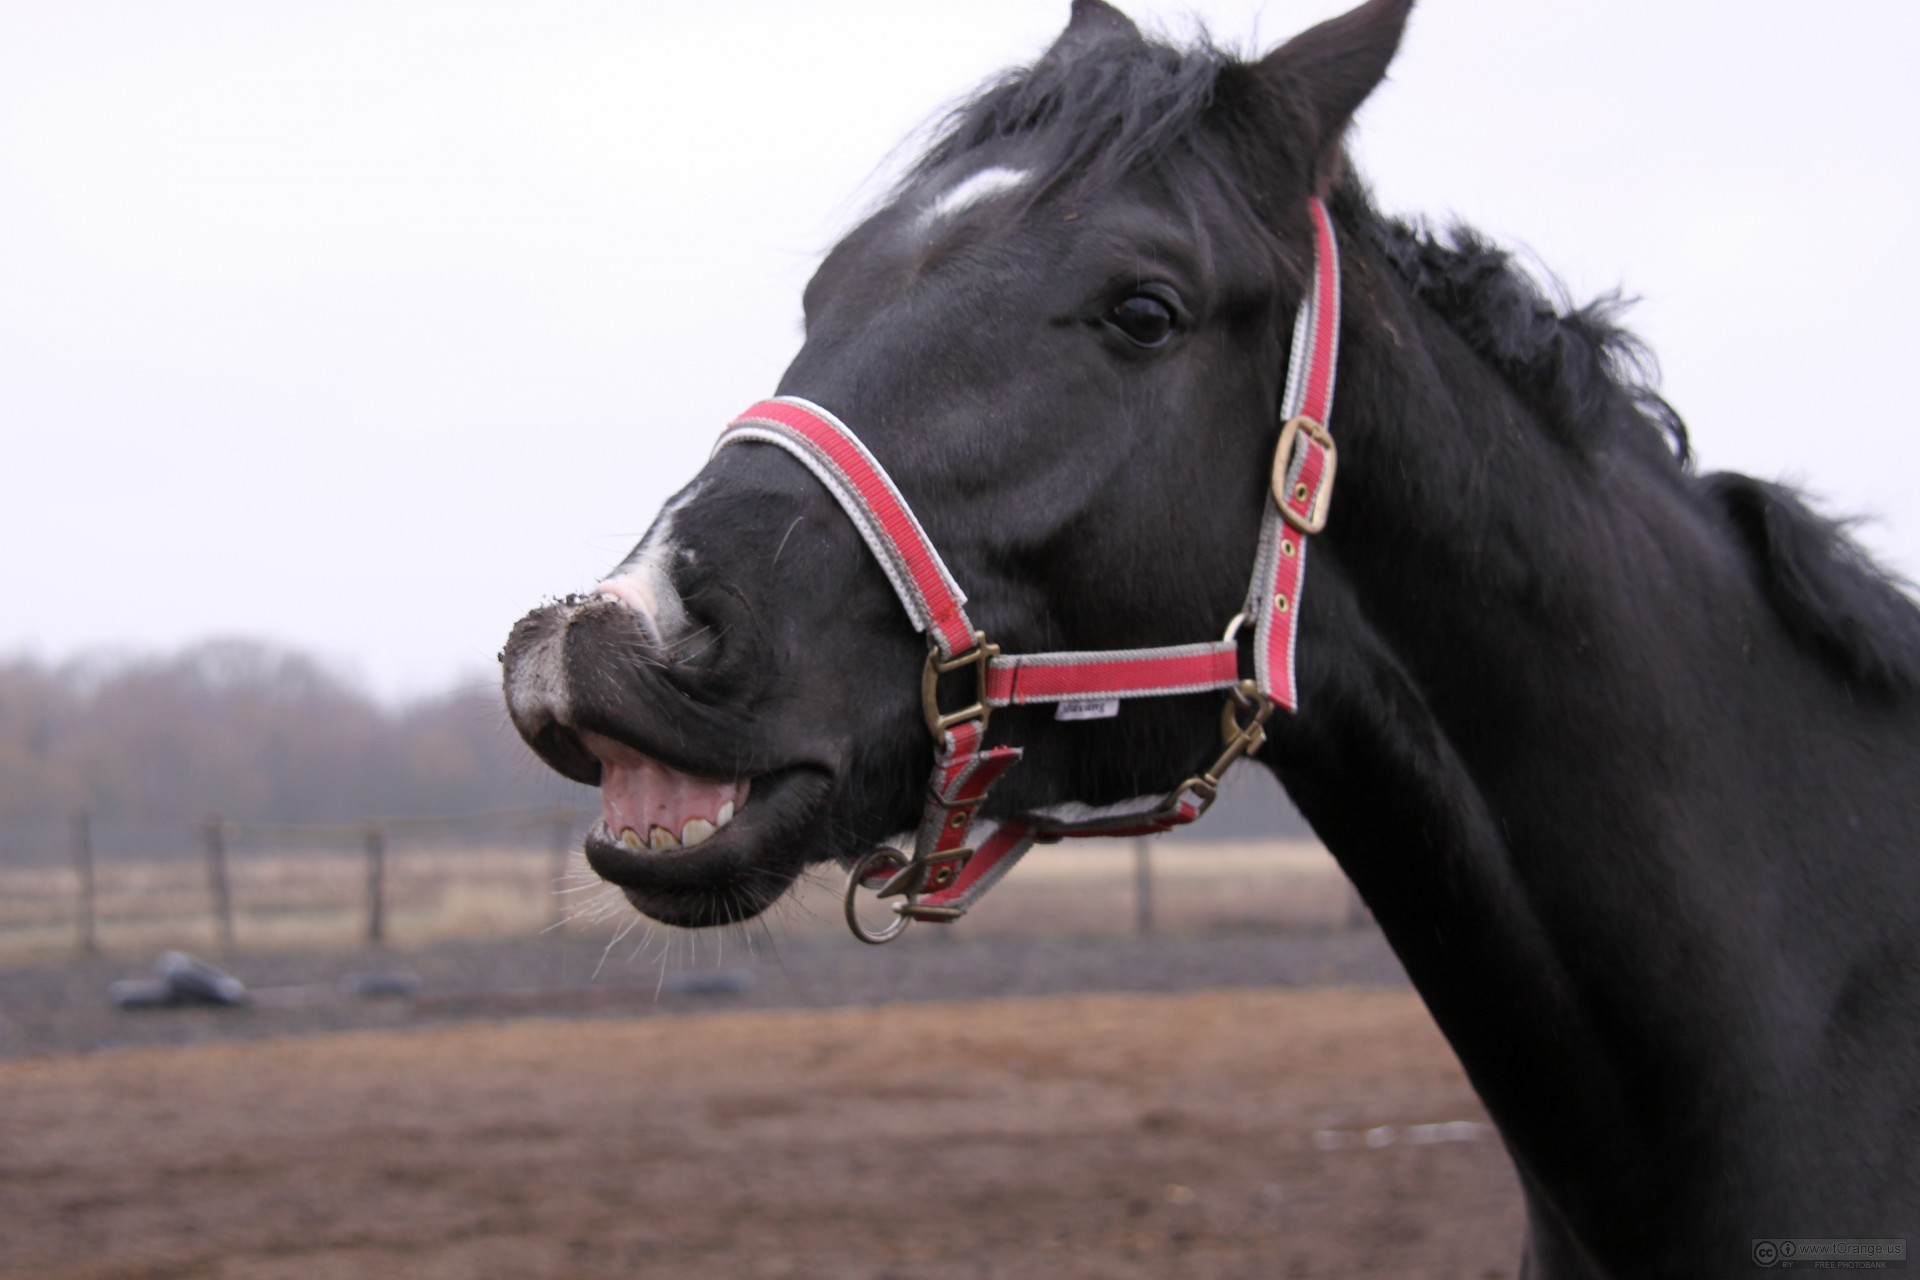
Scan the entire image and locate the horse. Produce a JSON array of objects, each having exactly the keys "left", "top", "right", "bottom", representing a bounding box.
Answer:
[{"left": 501, "top": 1, "right": 1920, "bottom": 1273}]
